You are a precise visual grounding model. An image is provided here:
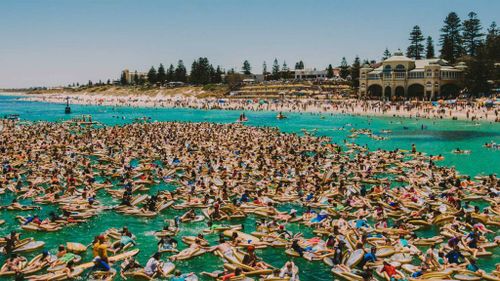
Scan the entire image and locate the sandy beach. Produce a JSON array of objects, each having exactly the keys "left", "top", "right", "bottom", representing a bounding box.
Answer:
[{"left": 16, "top": 91, "right": 500, "bottom": 122}]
